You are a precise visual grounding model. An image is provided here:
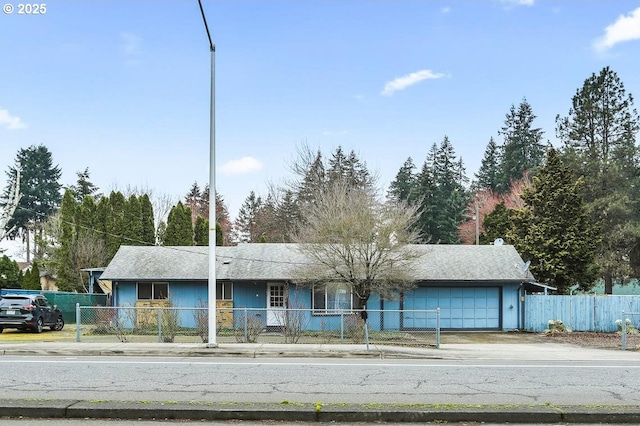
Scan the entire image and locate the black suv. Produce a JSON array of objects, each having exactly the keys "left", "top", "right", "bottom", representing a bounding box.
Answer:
[{"left": 0, "top": 294, "right": 65, "bottom": 333}]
